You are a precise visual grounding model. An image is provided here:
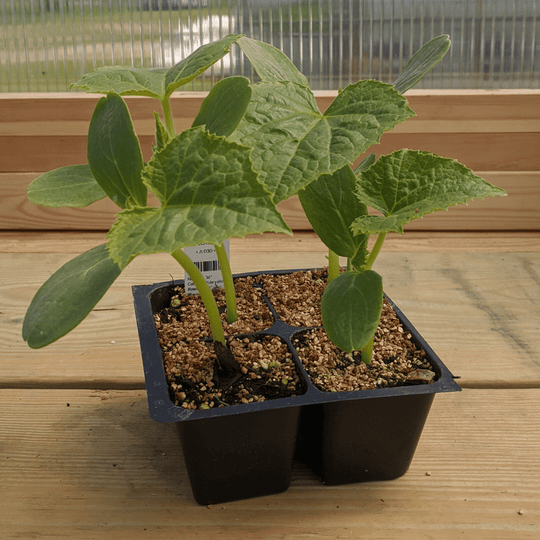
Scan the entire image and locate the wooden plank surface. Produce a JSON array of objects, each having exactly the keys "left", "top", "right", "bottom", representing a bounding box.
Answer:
[
  {"left": 1, "top": 91, "right": 539, "bottom": 172},
  {"left": 1, "top": 232, "right": 539, "bottom": 387},
  {"left": 1, "top": 388, "right": 539, "bottom": 539},
  {"left": 1, "top": 171, "right": 535, "bottom": 231}
]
